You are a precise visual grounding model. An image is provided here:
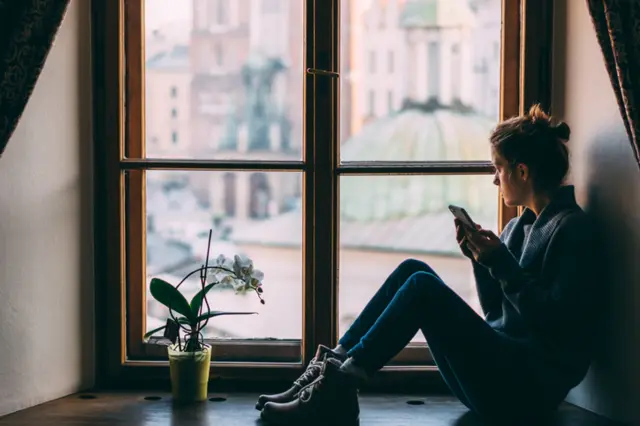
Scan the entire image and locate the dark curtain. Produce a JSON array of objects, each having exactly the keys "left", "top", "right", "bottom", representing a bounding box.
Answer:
[
  {"left": 587, "top": 0, "right": 640, "bottom": 166},
  {"left": 0, "top": 0, "right": 69, "bottom": 156}
]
